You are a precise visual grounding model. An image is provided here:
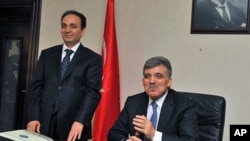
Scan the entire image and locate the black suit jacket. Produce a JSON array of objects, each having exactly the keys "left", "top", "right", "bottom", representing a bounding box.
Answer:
[
  {"left": 108, "top": 89, "right": 199, "bottom": 141},
  {"left": 27, "top": 44, "right": 102, "bottom": 140},
  {"left": 193, "top": 0, "right": 246, "bottom": 30}
]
